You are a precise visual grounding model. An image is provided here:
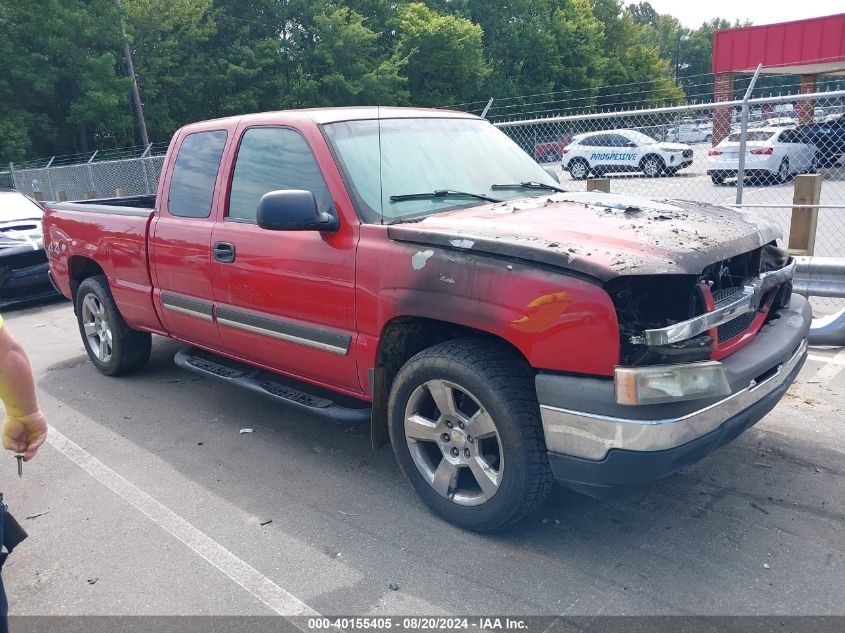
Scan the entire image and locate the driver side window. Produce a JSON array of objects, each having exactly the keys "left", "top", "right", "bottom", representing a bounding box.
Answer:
[{"left": 227, "top": 127, "right": 332, "bottom": 222}]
